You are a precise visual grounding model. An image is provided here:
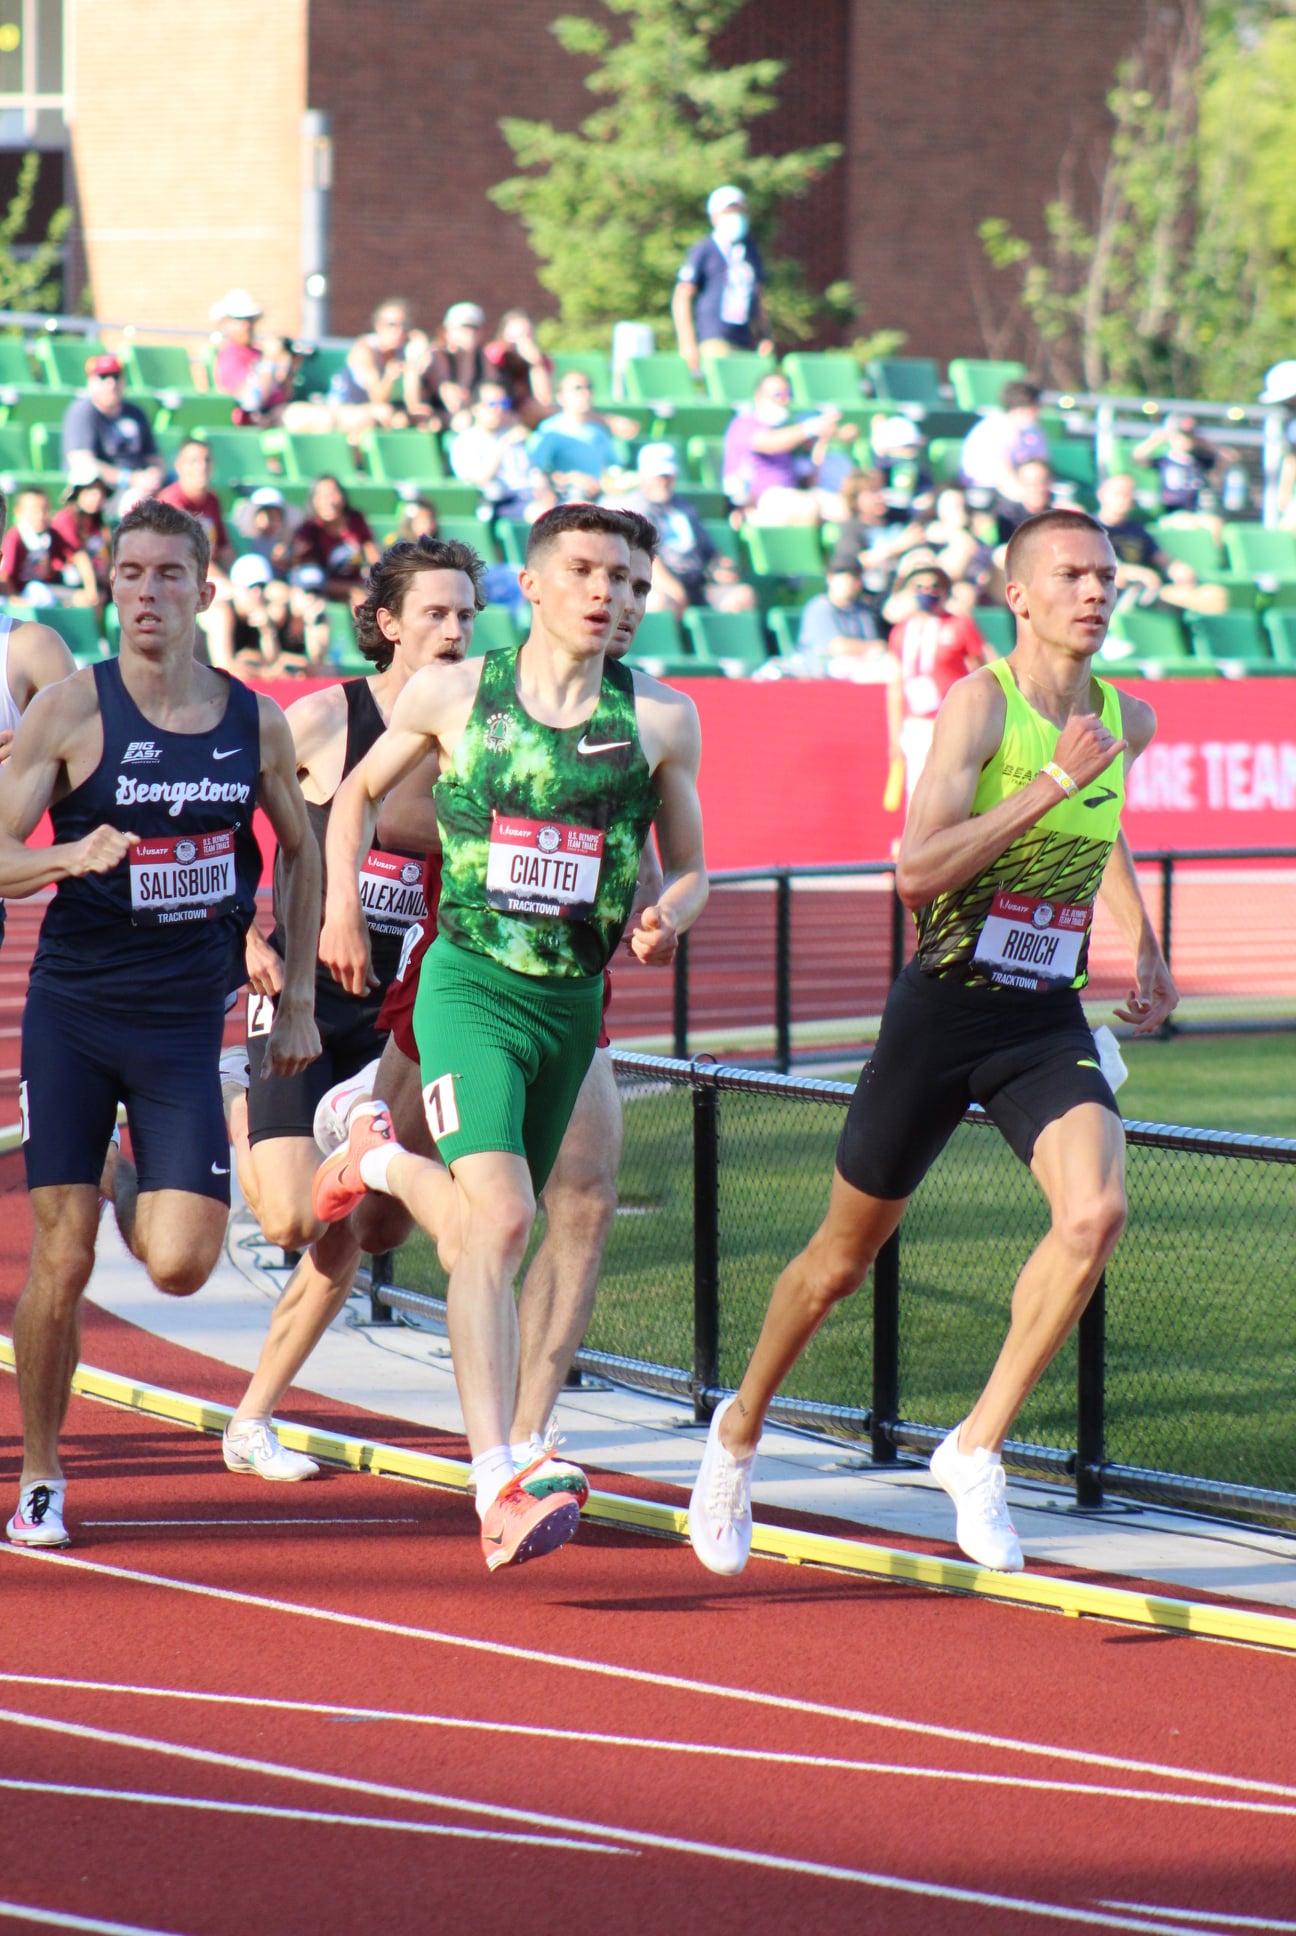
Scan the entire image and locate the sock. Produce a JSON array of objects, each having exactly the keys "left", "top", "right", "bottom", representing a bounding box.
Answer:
[
  {"left": 510, "top": 1438, "right": 537, "bottom": 1468},
  {"left": 357, "top": 1142, "right": 398, "bottom": 1194},
  {"left": 470, "top": 1447, "right": 517, "bottom": 1520}
]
